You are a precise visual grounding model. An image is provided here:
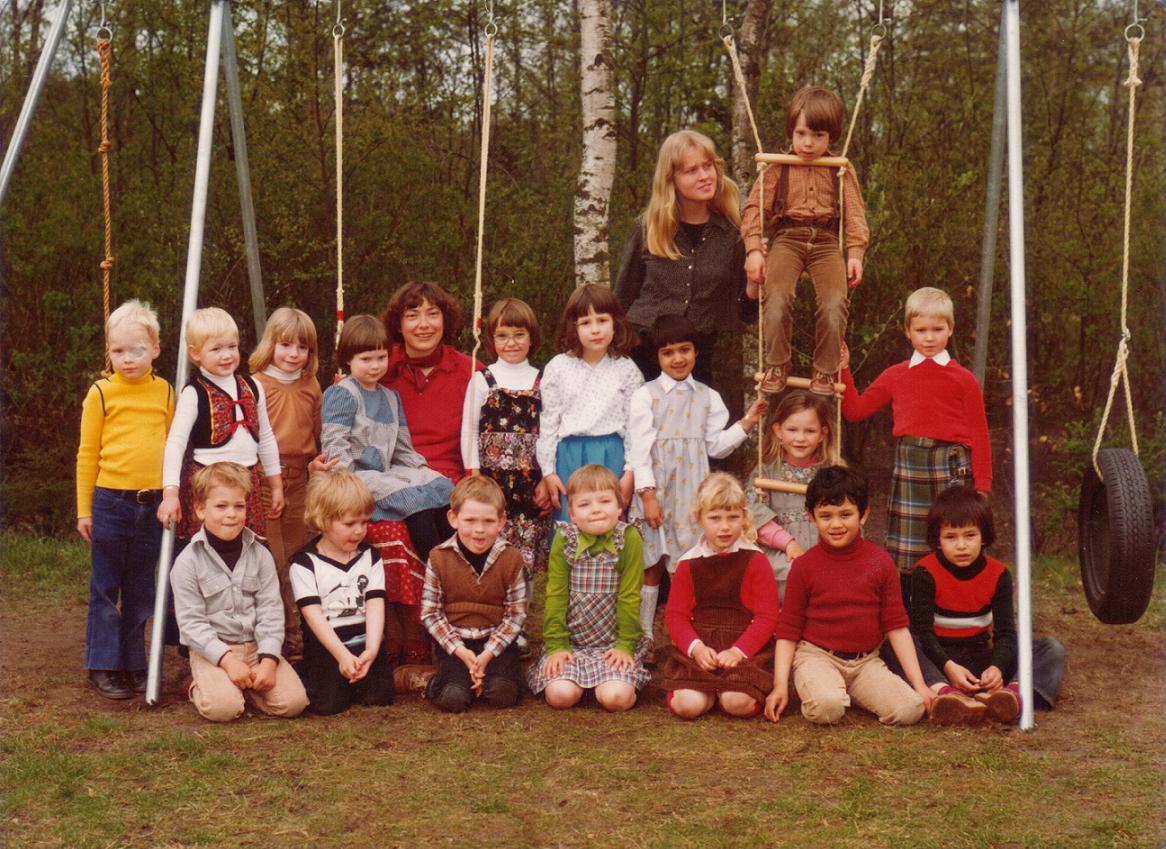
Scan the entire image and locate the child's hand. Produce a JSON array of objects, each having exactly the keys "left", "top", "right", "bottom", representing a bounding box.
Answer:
[
  {"left": 534, "top": 478, "right": 554, "bottom": 514},
  {"left": 157, "top": 490, "right": 181, "bottom": 529},
  {"left": 978, "top": 665, "right": 1004, "bottom": 692},
  {"left": 619, "top": 472, "right": 635, "bottom": 512},
  {"left": 542, "top": 474, "right": 566, "bottom": 511},
  {"left": 251, "top": 657, "right": 278, "bottom": 693},
  {"left": 308, "top": 453, "right": 340, "bottom": 474},
  {"left": 916, "top": 682, "right": 936, "bottom": 715},
  {"left": 353, "top": 648, "right": 378, "bottom": 681},
  {"left": 454, "top": 645, "right": 478, "bottom": 675},
  {"left": 77, "top": 518, "right": 93, "bottom": 544},
  {"left": 838, "top": 342, "right": 851, "bottom": 372},
  {"left": 846, "top": 257, "right": 863, "bottom": 288},
  {"left": 745, "top": 250, "right": 766, "bottom": 287},
  {"left": 266, "top": 477, "right": 285, "bottom": 518},
  {"left": 740, "top": 397, "right": 769, "bottom": 432},
  {"left": 604, "top": 648, "right": 634, "bottom": 673},
  {"left": 764, "top": 687, "right": 788, "bottom": 722},
  {"left": 543, "top": 650, "right": 573, "bottom": 678},
  {"left": 640, "top": 490, "right": 663, "bottom": 529},
  {"left": 220, "top": 652, "right": 254, "bottom": 690},
  {"left": 692, "top": 642, "right": 719, "bottom": 672},
  {"left": 339, "top": 650, "right": 363, "bottom": 682},
  {"left": 785, "top": 541, "right": 804, "bottom": 560},
  {"left": 471, "top": 650, "right": 494, "bottom": 679},
  {"left": 715, "top": 647, "right": 746, "bottom": 670},
  {"left": 943, "top": 660, "right": 980, "bottom": 693}
]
